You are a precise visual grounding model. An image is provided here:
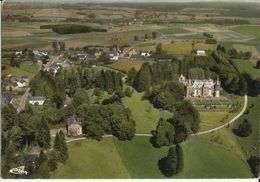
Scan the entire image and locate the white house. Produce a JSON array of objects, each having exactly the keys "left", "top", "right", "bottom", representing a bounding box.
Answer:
[
  {"left": 108, "top": 52, "right": 119, "bottom": 61},
  {"left": 196, "top": 49, "right": 206, "bottom": 56},
  {"left": 140, "top": 51, "right": 151, "bottom": 57},
  {"left": 15, "top": 51, "right": 23, "bottom": 56},
  {"left": 17, "top": 80, "right": 27, "bottom": 88},
  {"left": 29, "top": 96, "right": 46, "bottom": 105}
]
